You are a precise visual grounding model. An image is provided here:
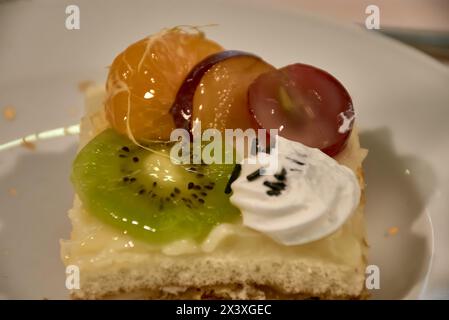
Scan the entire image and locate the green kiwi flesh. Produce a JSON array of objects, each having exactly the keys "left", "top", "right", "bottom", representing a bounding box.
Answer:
[{"left": 71, "top": 129, "right": 241, "bottom": 244}]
